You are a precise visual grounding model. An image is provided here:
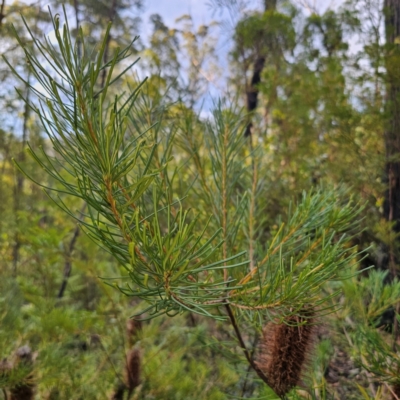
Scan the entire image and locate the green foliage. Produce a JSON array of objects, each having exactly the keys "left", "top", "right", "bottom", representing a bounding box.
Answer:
[
  {"left": 4, "top": 9, "right": 364, "bottom": 328},
  {"left": 0, "top": 278, "right": 237, "bottom": 399},
  {"left": 234, "top": 8, "right": 296, "bottom": 55},
  {"left": 1, "top": 0, "right": 399, "bottom": 399}
]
